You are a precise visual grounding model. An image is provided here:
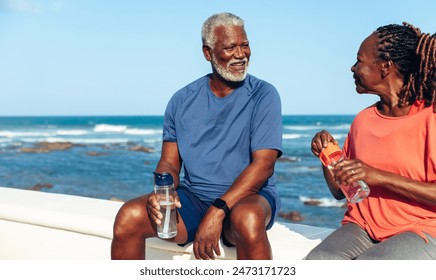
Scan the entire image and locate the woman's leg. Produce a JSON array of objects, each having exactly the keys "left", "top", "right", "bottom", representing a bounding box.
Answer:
[
  {"left": 305, "top": 223, "right": 374, "bottom": 260},
  {"left": 356, "top": 232, "right": 436, "bottom": 260}
]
